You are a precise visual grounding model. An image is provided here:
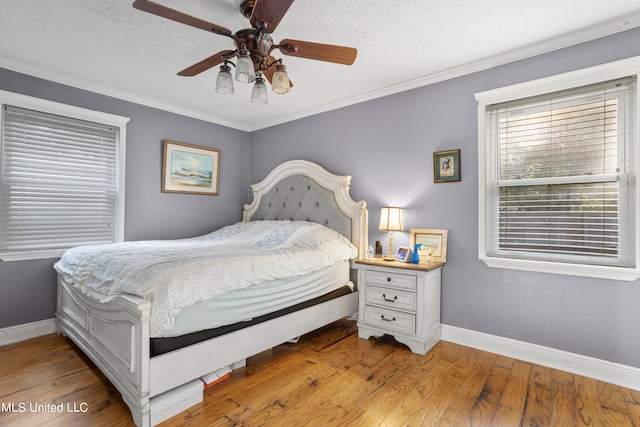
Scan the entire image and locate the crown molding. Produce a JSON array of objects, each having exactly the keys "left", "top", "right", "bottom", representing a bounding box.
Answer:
[
  {"left": 0, "top": 57, "right": 251, "bottom": 132},
  {"left": 248, "top": 13, "right": 640, "bottom": 130},
  {"left": 2, "top": 12, "right": 640, "bottom": 133}
]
